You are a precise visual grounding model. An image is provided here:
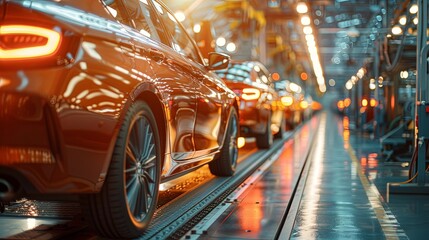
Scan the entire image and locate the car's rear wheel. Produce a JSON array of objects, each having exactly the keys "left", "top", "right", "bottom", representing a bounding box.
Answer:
[
  {"left": 81, "top": 101, "right": 161, "bottom": 239},
  {"left": 209, "top": 108, "right": 238, "bottom": 176},
  {"left": 256, "top": 113, "right": 273, "bottom": 149}
]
